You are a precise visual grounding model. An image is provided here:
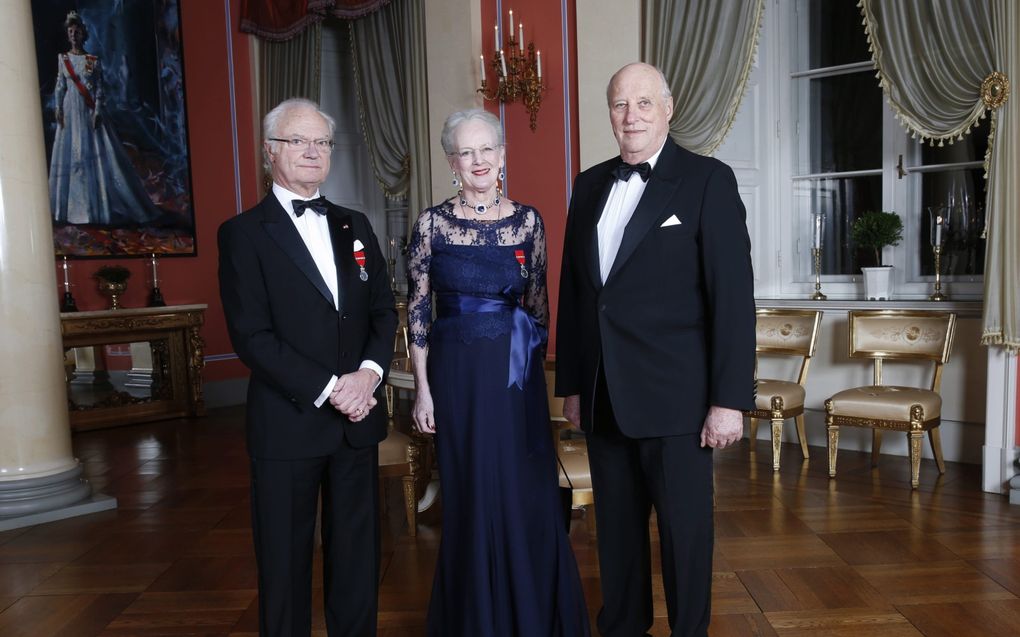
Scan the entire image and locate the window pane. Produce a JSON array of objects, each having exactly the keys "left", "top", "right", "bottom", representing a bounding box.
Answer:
[
  {"left": 919, "top": 169, "right": 986, "bottom": 276},
  {"left": 921, "top": 117, "right": 990, "bottom": 165},
  {"left": 802, "top": 0, "right": 871, "bottom": 70},
  {"left": 796, "top": 175, "right": 882, "bottom": 275},
  {"left": 796, "top": 72, "right": 883, "bottom": 174}
]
